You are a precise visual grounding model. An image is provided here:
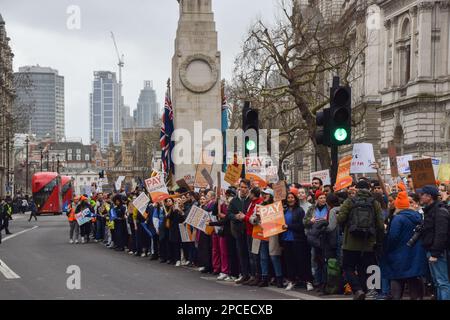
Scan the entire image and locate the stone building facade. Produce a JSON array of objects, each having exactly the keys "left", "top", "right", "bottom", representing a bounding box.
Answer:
[
  {"left": 0, "top": 14, "right": 14, "bottom": 196},
  {"left": 378, "top": 0, "right": 450, "bottom": 172}
]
